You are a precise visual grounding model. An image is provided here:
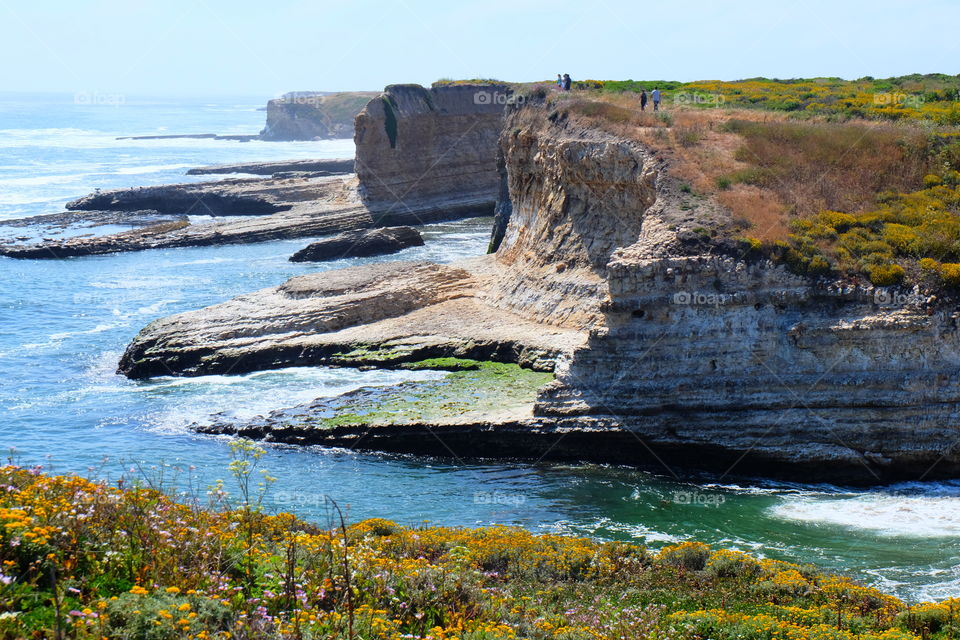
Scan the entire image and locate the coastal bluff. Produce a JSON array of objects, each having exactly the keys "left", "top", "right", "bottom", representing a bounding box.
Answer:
[
  {"left": 117, "top": 94, "right": 960, "bottom": 483},
  {"left": 259, "top": 91, "right": 378, "bottom": 140}
]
